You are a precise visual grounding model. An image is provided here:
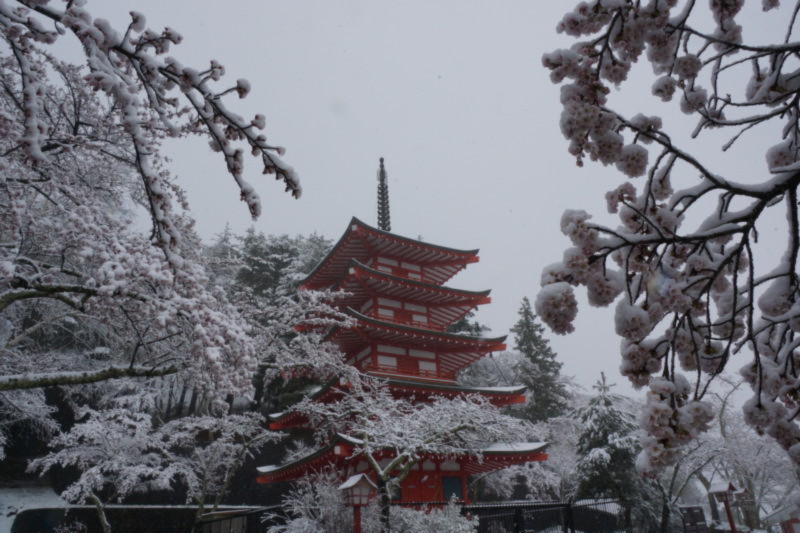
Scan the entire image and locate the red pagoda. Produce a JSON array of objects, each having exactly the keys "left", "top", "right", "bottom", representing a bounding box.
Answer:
[{"left": 256, "top": 160, "right": 546, "bottom": 504}]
